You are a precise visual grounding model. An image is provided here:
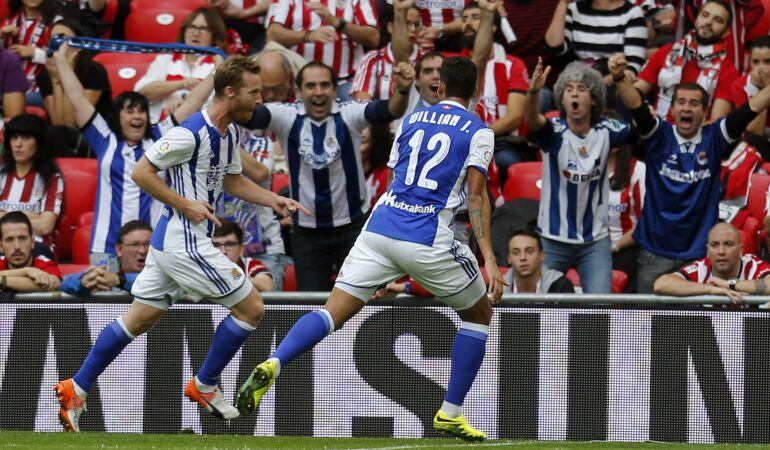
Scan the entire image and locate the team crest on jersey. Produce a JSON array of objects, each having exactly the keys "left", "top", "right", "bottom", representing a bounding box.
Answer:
[
  {"left": 578, "top": 146, "right": 589, "bottom": 159},
  {"left": 697, "top": 151, "right": 708, "bottom": 165},
  {"left": 232, "top": 268, "right": 243, "bottom": 281},
  {"left": 298, "top": 133, "right": 342, "bottom": 169}
]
